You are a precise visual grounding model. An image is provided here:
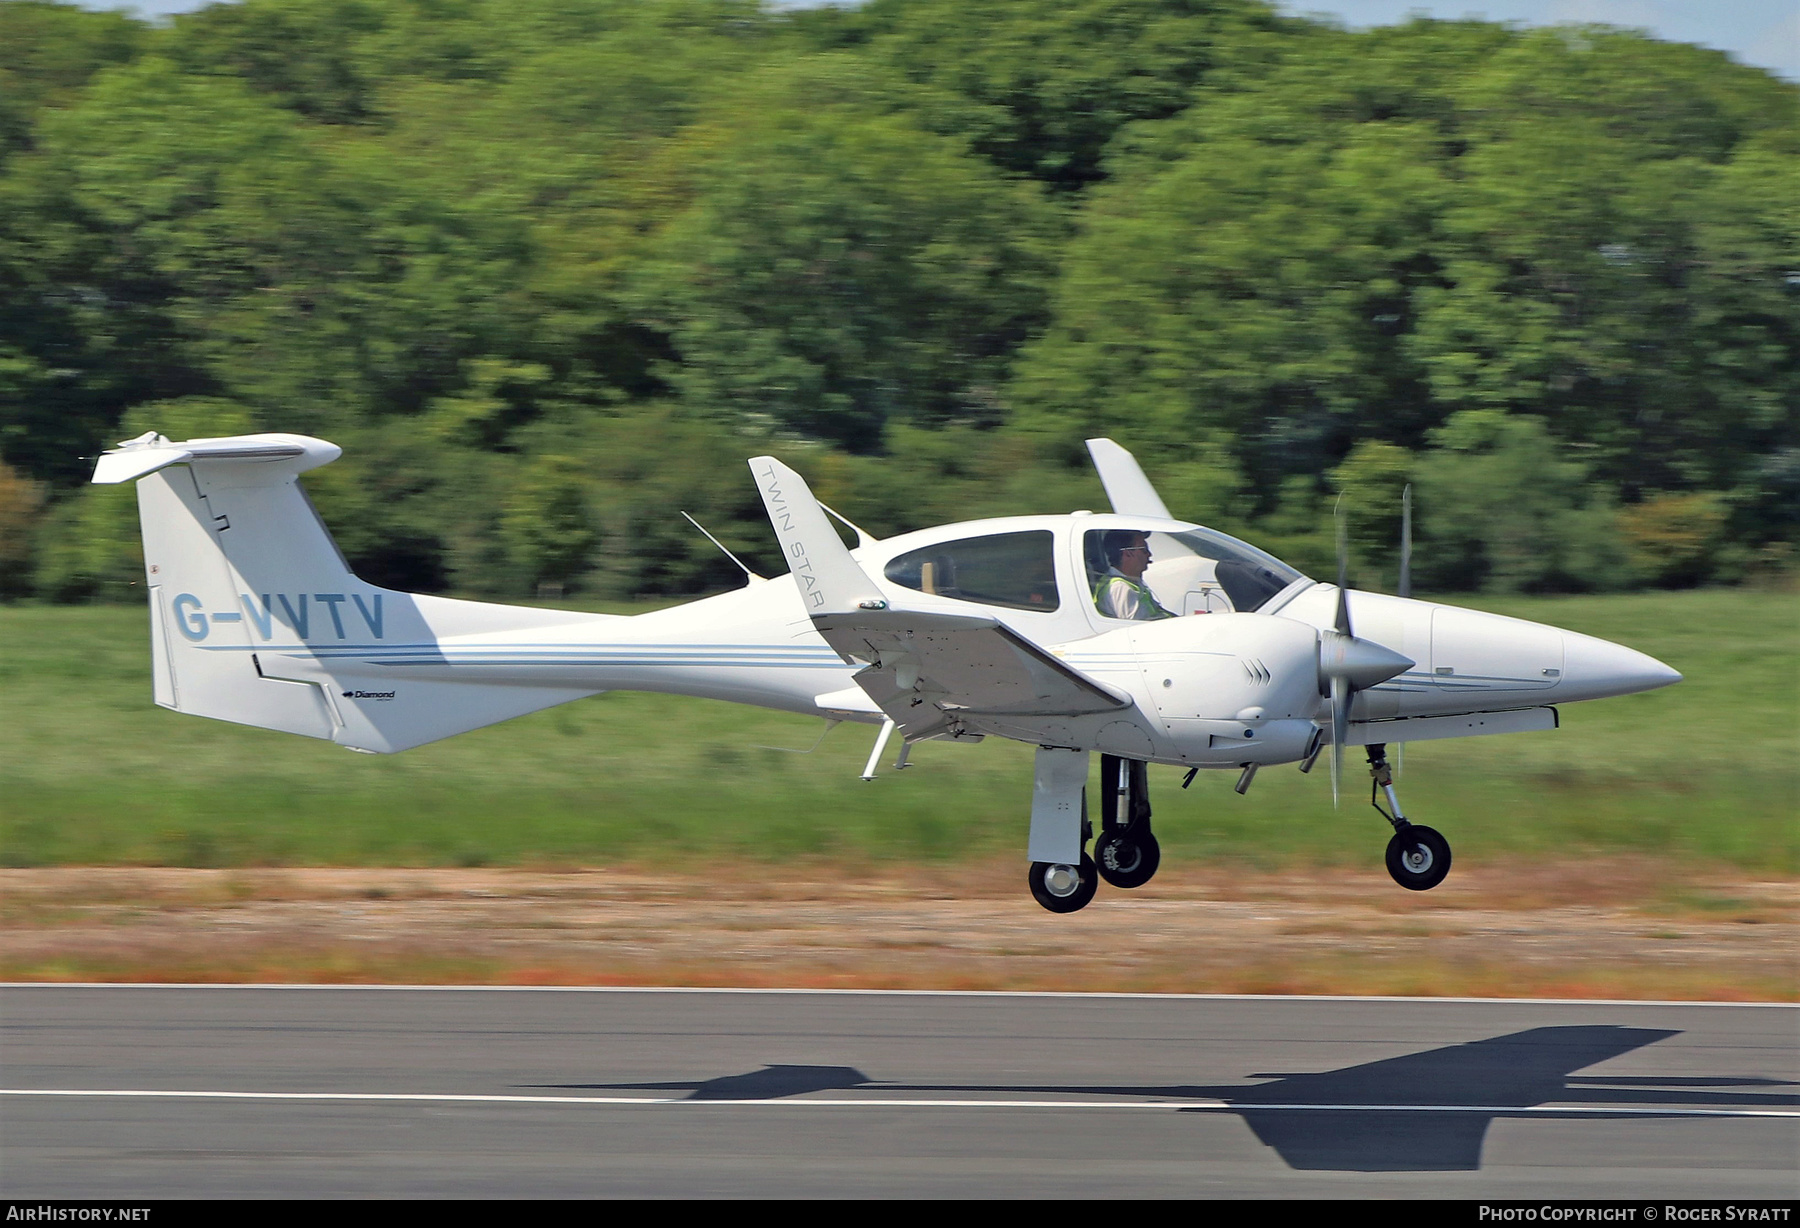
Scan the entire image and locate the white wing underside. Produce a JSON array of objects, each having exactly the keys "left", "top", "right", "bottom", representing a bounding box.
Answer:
[{"left": 814, "top": 609, "right": 1129, "bottom": 741}]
